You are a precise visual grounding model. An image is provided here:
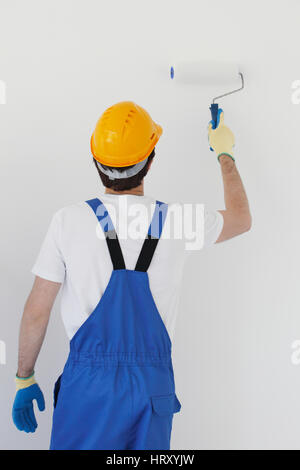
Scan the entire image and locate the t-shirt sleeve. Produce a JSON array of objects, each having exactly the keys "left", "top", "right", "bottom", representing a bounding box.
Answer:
[
  {"left": 204, "top": 207, "right": 224, "bottom": 247},
  {"left": 31, "top": 210, "right": 66, "bottom": 283}
]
